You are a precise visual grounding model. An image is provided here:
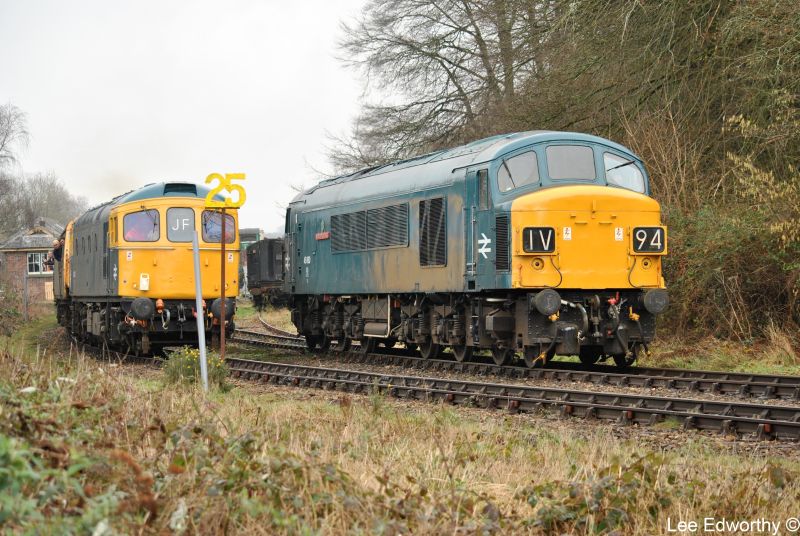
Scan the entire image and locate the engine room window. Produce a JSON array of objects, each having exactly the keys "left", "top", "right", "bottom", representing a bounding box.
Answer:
[
  {"left": 202, "top": 210, "right": 235, "bottom": 244},
  {"left": 478, "top": 169, "right": 490, "bottom": 208},
  {"left": 123, "top": 209, "right": 160, "bottom": 242},
  {"left": 167, "top": 208, "right": 195, "bottom": 242},
  {"left": 497, "top": 151, "right": 539, "bottom": 192},
  {"left": 546, "top": 145, "right": 596, "bottom": 180},
  {"left": 603, "top": 152, "right": 645, "bottom": 193}
]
